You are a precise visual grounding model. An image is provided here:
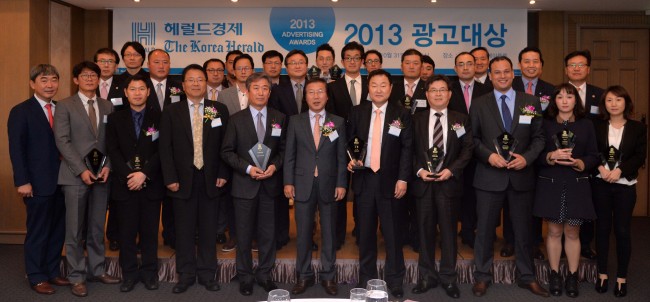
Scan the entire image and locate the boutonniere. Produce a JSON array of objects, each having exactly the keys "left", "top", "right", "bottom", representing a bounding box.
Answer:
[
  {"left": 271, "top": 120, "right": 282, "bottom": 129},
  {"left": 320, "top": 120, "right": 336, "bottom": 136},
  {"left": 389, "top": 118, "right": 405, "bottom": 129},
  {"left": 520, "top": 105, "right": 541, "bottom": 117},
  {"left": 451, "top": 122, "right": 463, "bottom": 131},
  {"left": 145, "top": 126, "right": 158, "bottom": 136},
  {"left": 539, "top": 95, "right": 550, "bottom": 105},
  {"left": 203, "top": 106, "right": 220, "bottom": 122},
  {"left": 169, "top": 87, "right": 183, "bottom": 96}
]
